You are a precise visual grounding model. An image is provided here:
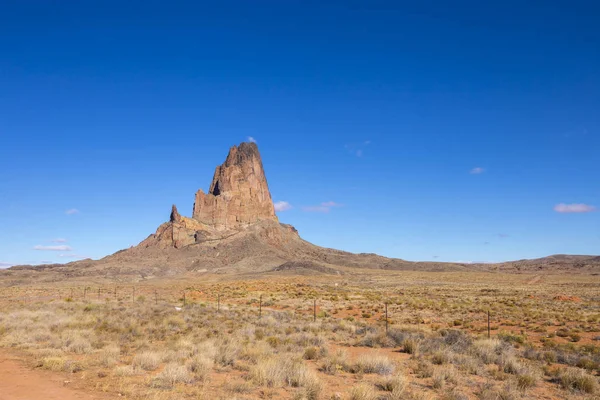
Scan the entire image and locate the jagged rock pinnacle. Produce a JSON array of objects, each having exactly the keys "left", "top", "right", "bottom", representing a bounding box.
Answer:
[
  {"left": 192, "top": 142, "right": 277, "bottom": 229},
  {"left": 170, "top": 204, "right": 181, "bottom": 223}
]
